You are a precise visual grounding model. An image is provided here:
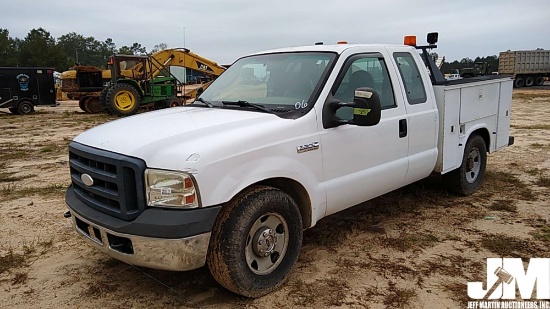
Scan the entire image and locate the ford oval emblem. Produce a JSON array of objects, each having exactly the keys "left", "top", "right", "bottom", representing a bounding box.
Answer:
[{"left": 81, "top": 174, "right": 94, "bottom": 187}]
